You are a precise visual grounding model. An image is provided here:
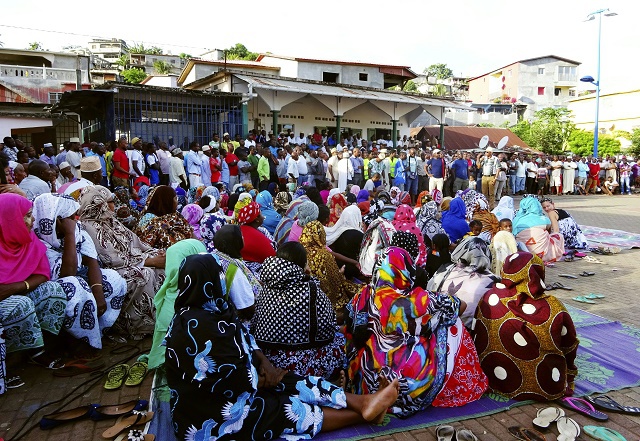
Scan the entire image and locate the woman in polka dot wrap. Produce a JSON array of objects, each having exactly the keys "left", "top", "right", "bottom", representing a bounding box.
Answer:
[{"left": 473, "top": 251, "right": 579, "bottom": 400}]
